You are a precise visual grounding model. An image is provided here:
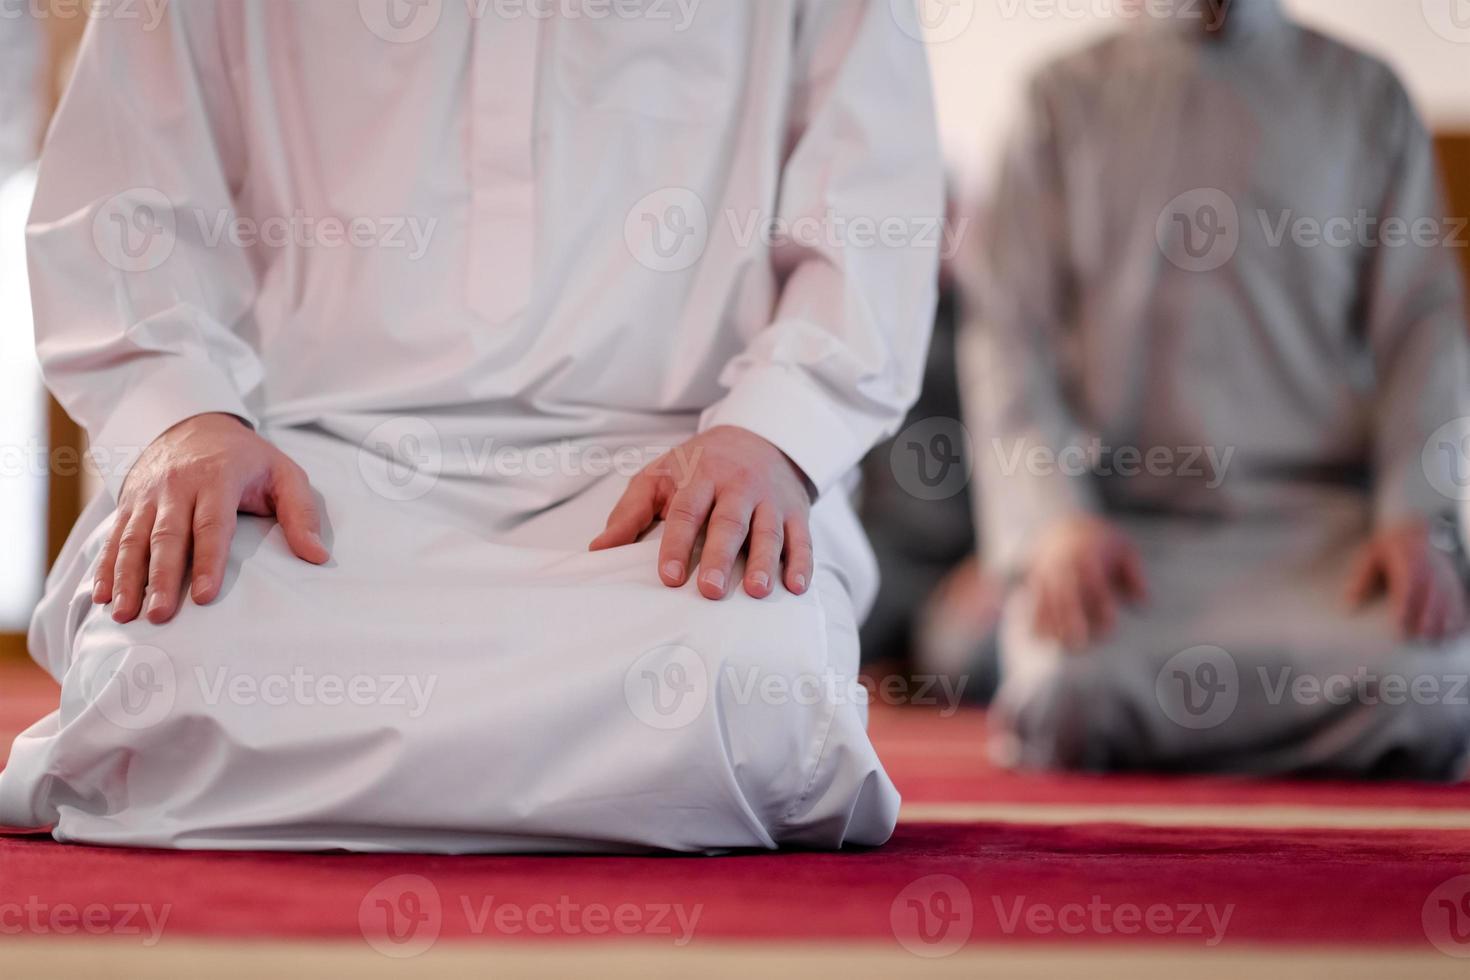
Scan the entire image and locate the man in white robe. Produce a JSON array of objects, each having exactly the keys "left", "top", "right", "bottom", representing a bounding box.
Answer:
[
  {"left": 965, "top": 0, "right": 1470, "bottom": 777},
  {"left": 0, "top": 1, "right": 942, "bottom": 851}
]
